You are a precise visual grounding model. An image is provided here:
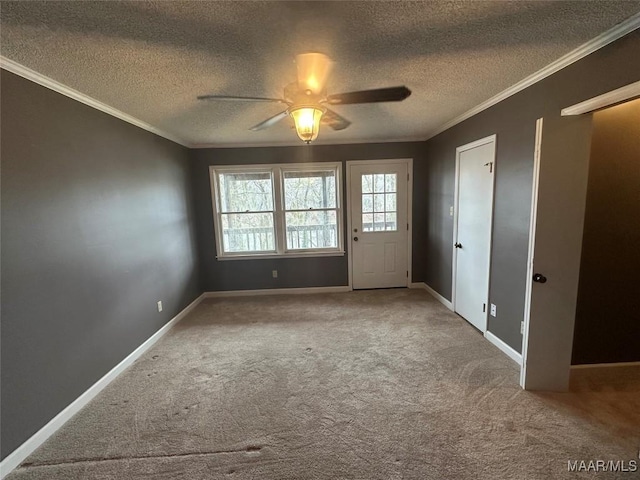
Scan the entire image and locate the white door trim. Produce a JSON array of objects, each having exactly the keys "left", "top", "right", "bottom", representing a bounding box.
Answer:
[
  {"left": 451, "top": 134, "right": 497, "bottom": 327},
  {"left": 561, "top": 80, "right": 640, "bottom": 116},
  {"left": 520, "top": 118, "right": 543, "bottom": 388},
  {"left": 346, "top": 158, "right": 413, "bottom": 289}
]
